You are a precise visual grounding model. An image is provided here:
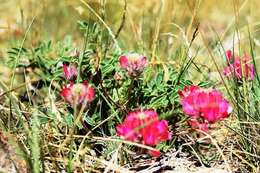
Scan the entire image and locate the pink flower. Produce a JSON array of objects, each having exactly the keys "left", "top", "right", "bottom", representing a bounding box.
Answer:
[
  {"left": 116, "top": 109, "right": 171, "bottom": 157},
  {"left": 61, "top": 82, "right": 95, "bottom": 106},
  {"left": 116, "top": 110, "right": 158, "bottom": 141},
  {"left": 142, "top": 120, "right": 171, "bottom": 146},
  {"left": 179, "top": 85, "right": 232, "bottom": 124},
  {"left": 63, "top": 64, "right": 78, "bottom": 81},
  {"left": 223, "top": 50, "right": 255, "bottom": 80},
  {"left": 119, "top": 53, "right": 147, "bottom": 77},
  {"left": 201, "top": 90, "right": 232, "bottom": 122},
  {"left": 178, "top": 85, "right": 200, "bottom": 99},
  {"left": 178, "top": 85, "right": 202, "bottom": 117}
]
